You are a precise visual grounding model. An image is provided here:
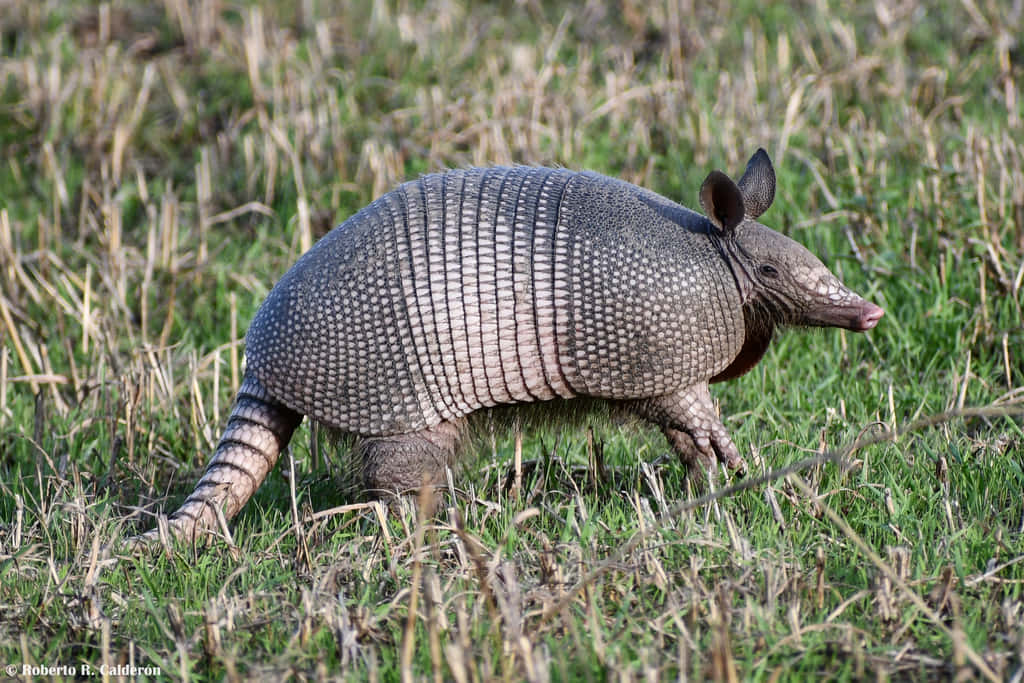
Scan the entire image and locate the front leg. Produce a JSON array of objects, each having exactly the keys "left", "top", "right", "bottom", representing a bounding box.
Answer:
[{"left": 630, "top": 384, "right": 747, "bottom": 475}]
